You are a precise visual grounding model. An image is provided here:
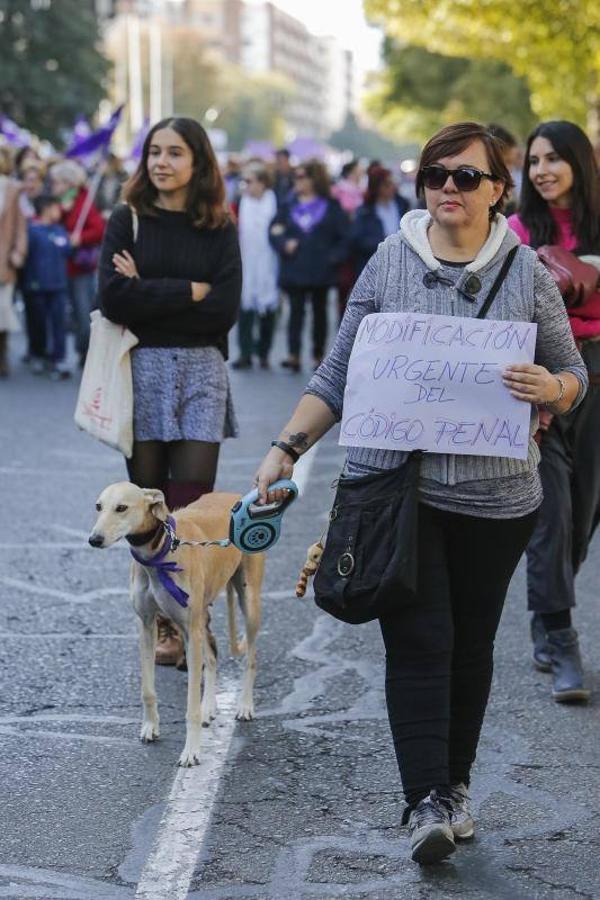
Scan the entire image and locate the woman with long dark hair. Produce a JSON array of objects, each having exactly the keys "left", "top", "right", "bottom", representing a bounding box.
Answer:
[
  {"left": 509, "top": 120, "right": 600, "bottom": 701},
  {"left": 99, "top": 117, "right": 241, "bottom": 665},
  {"left": 351, "top": 166, "right": 410, "bottom": 278},
  {"left": 269, "top": 158, "right": 349, "bottom": 372}
]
